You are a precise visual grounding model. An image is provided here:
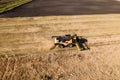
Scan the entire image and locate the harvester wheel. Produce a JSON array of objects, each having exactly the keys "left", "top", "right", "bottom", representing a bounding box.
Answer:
[
  {"left": 59, "top": 44, "right": 64, "bottom": 48},
  {"left": 68, "top": 44, "right": 73, "bottom": 48}
]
